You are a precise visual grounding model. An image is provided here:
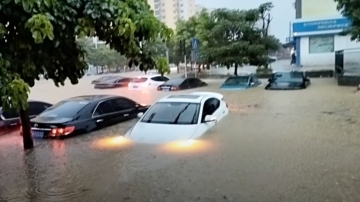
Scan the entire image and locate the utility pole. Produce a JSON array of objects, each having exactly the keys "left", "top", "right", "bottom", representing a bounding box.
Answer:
[{"left": 180, "top": 39, "right": 187, "bottom": 78}]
